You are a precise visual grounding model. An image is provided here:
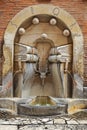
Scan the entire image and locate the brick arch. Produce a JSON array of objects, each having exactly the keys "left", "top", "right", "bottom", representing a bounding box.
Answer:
[{"left": 3, "top": 4, "right": 84, "bottom": 97}]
